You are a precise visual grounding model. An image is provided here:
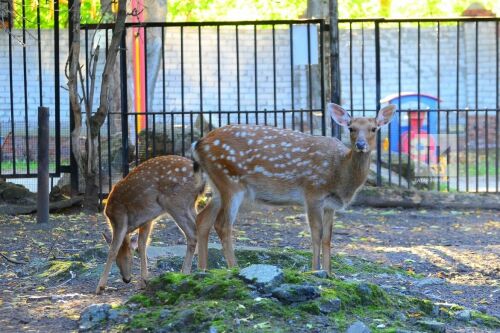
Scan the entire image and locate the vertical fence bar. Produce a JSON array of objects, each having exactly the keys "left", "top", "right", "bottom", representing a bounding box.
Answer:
[
  {"left": 375, "top": 20, "right": 382, "bottom": 186},
  {"left": 349, "top": 22, "right": 353, "bottom": 110},
  {"left": 436, "top": 22, "right": 442, "bottom": 191},
  {"left": 8, "top": 0, "right": 15, "bottom": 174},
  {"left": 319, "top": 20, "right": 326, "bottom": 136},
  {"left": 398, "top": 22, "right": 402, "bottom": 187},
  {"left": 456, "top": 22, "right": 460, "bottom": 191},
  {"left": 217, "top": 25, "right": 222, "bottom": 127},
  {"left": 180, "top": 26, "right": 185, "bottom": 155},
  {"left": 417, "top": 22, "right": 421, "bottom": 183},
  {"left": 162, "top": 27, "right": 167, "bottom": 148},
  {"left": 37, "top": 107, "right": 49, "bottom": 224},
  {"left": 22, "top": 0, "right": 30, "bottom": 174},
  {"left": 254, "top": 25, "right": 259, "bottom": 125},
  {"left": 361, "top": 23, "right": 366, "bottom": 117},
  {"left": 307, "top": 23, "right": 312, "bottom": 133},
  {"left": 290, "top": 24, "right": 295, "bottom": 130},
  {"left": 496, "top": 21, "right": 499, "bottom": 193},
  {"left": 474, "top": 22, "right": 479, "bottom": 192},
  {"left": 198, "top": 26, "right": 204, "bottom": 134},
  {"left": 273, "top": 25, "right": 277, "bottom": 127},
  {"left": 236, "top": 25, "right": 242, "bottom": 124},
  {"left": 54, "top": 0, "right": 61, "bottom": 176},
  {"left": 120, "top": 31, "right": 129, "bottom": 177}
]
